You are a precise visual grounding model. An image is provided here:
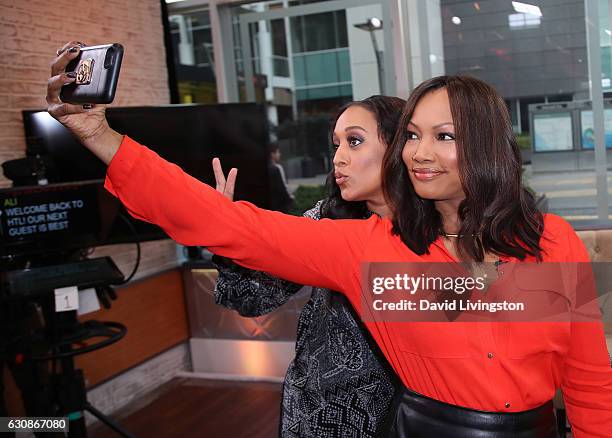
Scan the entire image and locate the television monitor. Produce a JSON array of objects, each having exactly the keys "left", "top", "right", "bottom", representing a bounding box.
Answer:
[
  {"left": 22, "top": 103, "right": 271, "bottom": 207},
  {"left": 0, "top": 180, "right": 133, "bottom": 259}
]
